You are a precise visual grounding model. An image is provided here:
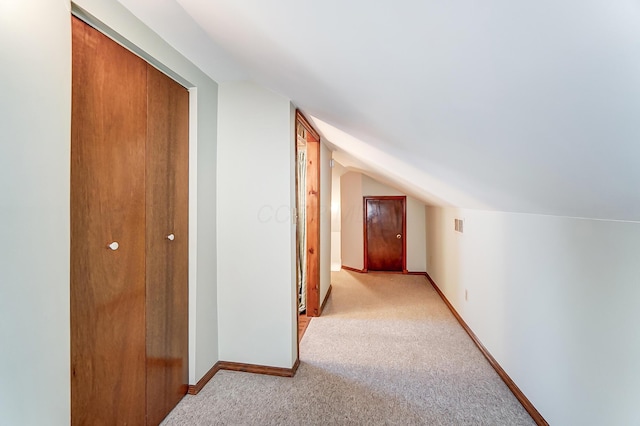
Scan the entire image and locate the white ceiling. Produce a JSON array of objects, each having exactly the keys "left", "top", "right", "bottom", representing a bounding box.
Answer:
[{"left": 119, "top": 0, "right": 640, "bottom": 221}]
